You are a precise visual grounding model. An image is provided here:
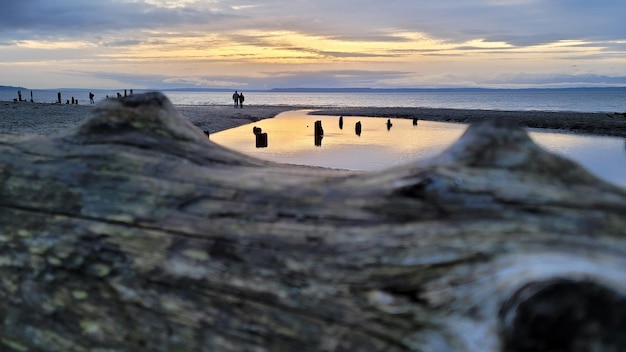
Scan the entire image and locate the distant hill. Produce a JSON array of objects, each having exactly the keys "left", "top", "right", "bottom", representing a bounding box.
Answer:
[
  {"left": 0, "top": 85, "right": 26, "bottom": 91},
  {"left": 269, "top": 87, "right": 626, "bottom": 93}
]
